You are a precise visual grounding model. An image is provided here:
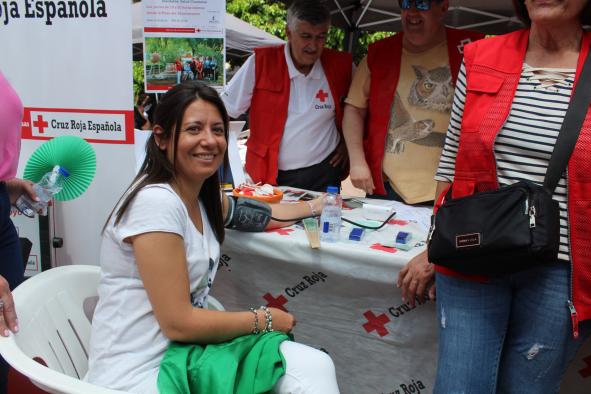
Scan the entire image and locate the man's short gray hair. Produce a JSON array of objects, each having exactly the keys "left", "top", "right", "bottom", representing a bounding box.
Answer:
[{"left": 287, "top": 0, "right": 331, "bottom": 31}]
